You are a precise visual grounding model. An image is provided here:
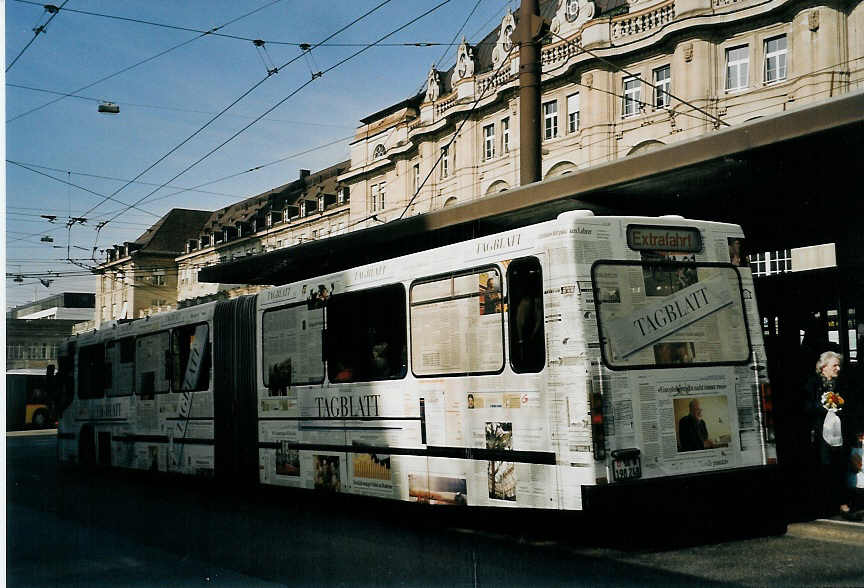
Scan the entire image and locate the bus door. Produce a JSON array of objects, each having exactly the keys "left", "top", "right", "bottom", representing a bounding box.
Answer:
[
  {"left": 260, "top": 291, "right": 328, "bottom": 488},
  {"left": 324, "top": 284, "right": 406, "bottom": 498}
]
